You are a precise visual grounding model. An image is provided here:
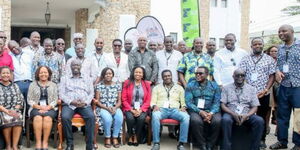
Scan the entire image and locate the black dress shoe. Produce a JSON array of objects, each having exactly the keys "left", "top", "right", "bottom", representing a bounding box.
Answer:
[
  {"left": 65, "top": 145, "right": 74, "bottom": 150},
  {"left": 128, "top": 142, "right": 133, "bottom": 146}
]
